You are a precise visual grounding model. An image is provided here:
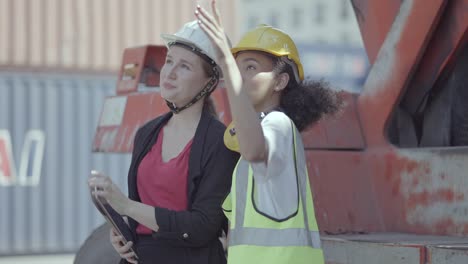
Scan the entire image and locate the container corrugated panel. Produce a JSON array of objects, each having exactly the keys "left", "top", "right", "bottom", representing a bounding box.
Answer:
[
  {"left": 0, "top": 72, "right": 131, "bottom": 255},
  {"left": 0, "top": 0, "right": 239, "bottom": 72}
]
